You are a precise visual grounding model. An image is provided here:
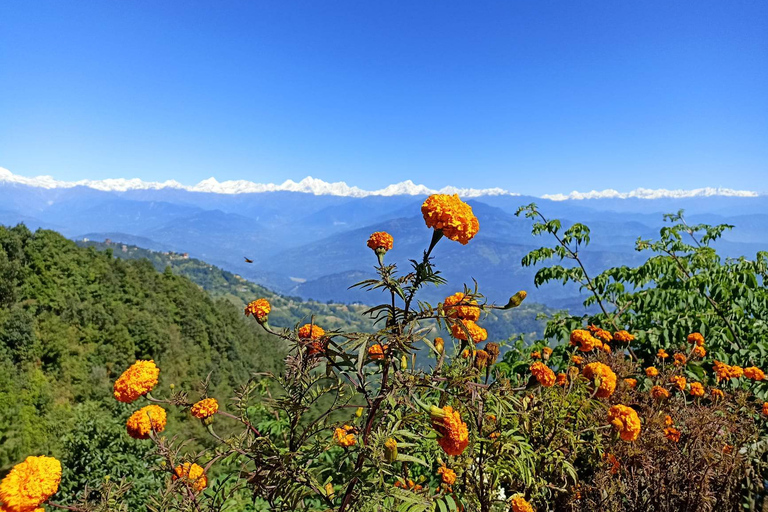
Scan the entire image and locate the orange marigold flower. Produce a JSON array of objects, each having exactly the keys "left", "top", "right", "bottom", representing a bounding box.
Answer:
[
  {"left": 607, "top": 405, "right": 641, "bottom": 442},
  {"left": 711, "top": 388, "right": 725, "bottom": 399},
  {"left": 556, "top": 373, "right": 568, "bottom": 386},
  {"left": 657, "top": 349, "right": 669, "bottom": 360},
  {"left": 601, "top": 343, "right": 612, "bottom": 354},
  {"left": 367, "top": 231, "right": 394, "bottom": 251},
  {"left": 298, "top": 324, "right": 325, "bottom": 340},
  {"left": 687, "top": 332, "right": 705, "bottom": 346},
  {"left": 673, "top": 353, "right": 687, "bottom": 367},
  {"left": 582, "top": 362, "right": 617, "bottom": 398},
  {"left": 368, "top": 343, "right": 388, "bottom": 361},
  {"left": 244, "top": 298, "right": 271, "bottom": 322},
  {"left": 334, "top": 425, "right": 356, "bottom": 447},
  {"left": 474, "top": 349, "right": 490, "bottom": 369},
  {"left": 670, "top": 375, "right": 687, "bottom": 392},
  {"left": 624, "top": 378, "right": 637, "bottom": 389},
  {"left": 744, "top": 367, "right": 766, "bottom": 381},
  {"left": 113, "top": 360, "right": 160, "bottom": 403},
  {"left": 691, "top": 345, "right": 706, "bottom": 358},
  {"left": 450, "top": 319, "right": 487, "bottom": 343},
  {"left": 191, "top": 398, "right": 219, "bottom": 419},
  {"left": 664, "top": 427, "right": 681, "bottom": 443},
  {"left": 173, "top": 462, "right": 207, "bottom": 493},
  {"left": 651, "top": 385, "right": 670, "bottom": 400},
  {"left": 530, "top": 362, "right": 556, "bottom": 387},
  {"left": 437, "top": 465, "right": 457, "bottom": 486},
  {"left": 126, "top": 405, "right": 167, "bottom": 440},
  {"left": 613, "top": 330, "right": 635, "bottom": 343},
  {"left": 664, "top": 415, "right": 673, "bottom": 426},
  {"left": 509, "top": 495, "right": 534, "bottom": 512},
  {"left": 588, "top": 325, "right": 613, "bottom": 343},
  {"left": 762, "top": 403, "right": 768, "bottom": 417},
  {"left": 531, "top": 351, "right": 541, "bottom": 359},
  {"left": 723, "top": 444, "right": 734, "bottom": 454},
  {"left": 443, "top": 292, "right": 480, "bottom": 321},
  {"left": 542, "top": 347, "right": 553, "bottom": 359},
  {"left": 0, "top": 456, "right": 61, "bottom": 512},
  {"left": 645, "top": 366, "right": 659, "bottom": 377},
  {"left": 604, "top": 452, "right": 620, "bottom": 475},
  {"left": 689, "top": 382, "right": 705, "bottom": 397},
  {"left": 570, "top": 329, "right": 601, "bottom": 352},
  {"left": 571, "top": 355, "right": 584, "bottom": 365},
  {"left": 430, "top": 406, "right": 469, "bottom": 456},
  {"left": 461, "top": 349, "right": 470, "bottom": 358},
  {"left": 714, "top": 360, "right": 743, "bottom": 382},
  {"left": 421, "top": 194, "right": 480, "bottom": 245}
]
